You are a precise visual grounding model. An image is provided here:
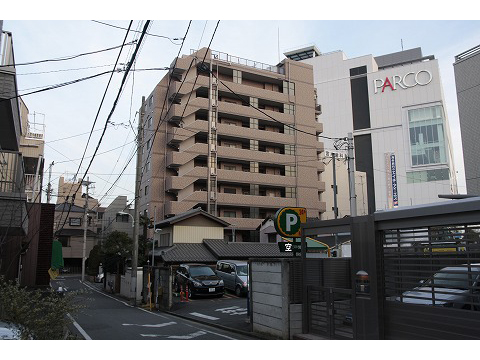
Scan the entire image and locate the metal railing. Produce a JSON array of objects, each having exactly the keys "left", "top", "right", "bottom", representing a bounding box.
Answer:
[
  {"left": 191, "top": 49, "right": 285, "bottom": 75},
  {"left": 0, "top": 150, "right": 25, "bottom": 193},
  {"left": 455, "top": 44, "right": 480, "bottom": 62}
]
